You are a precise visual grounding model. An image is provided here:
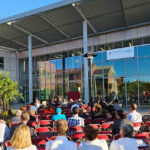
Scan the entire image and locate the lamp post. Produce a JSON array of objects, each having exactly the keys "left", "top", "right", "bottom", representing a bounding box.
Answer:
[{"left": 83, "top": 53, "right": 97, "bottom": 122}]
